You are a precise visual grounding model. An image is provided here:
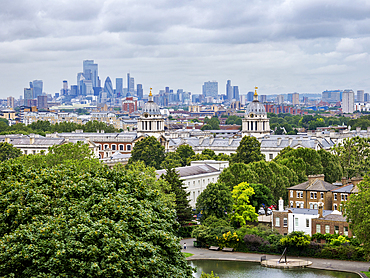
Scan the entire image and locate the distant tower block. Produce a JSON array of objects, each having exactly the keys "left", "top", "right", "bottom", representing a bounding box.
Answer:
[{"left": 242, "top": 87, "right": 270, "bottom": 138}]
